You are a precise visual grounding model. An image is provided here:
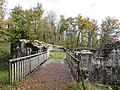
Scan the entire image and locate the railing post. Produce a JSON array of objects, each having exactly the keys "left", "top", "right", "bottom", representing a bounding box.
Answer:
[
  {"left": 80, "top": 71, "right": 86, "bottom": 90},
  {"left": 79, "top": 53, "right": 86, "bottom": 90},
  {"left": 43, "top": 52, "right": 44, "bottom": 61},
  {"left": 77, "top": 61, "right": 80, "bottom": 82},
  {"left": 38, "top": 53, "right": 39, "bottom": 66},
  {"left": 66, "top": 51, "right": 86, "bottom": 90},
  {"left": 23, "top": 59, "right": 25, "bottom": 77},
  {"left": 46, "top": 52, "right": 48, "bottom": 60},
  {"left": 8, "top": 61, "right": 11, "bottom": 84},
  {"left": 29, "top": 56, "right": 31, "bottom": 73},
  {"left": 14, "top": 61, "right": 17, "bottom": 83}
]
